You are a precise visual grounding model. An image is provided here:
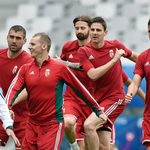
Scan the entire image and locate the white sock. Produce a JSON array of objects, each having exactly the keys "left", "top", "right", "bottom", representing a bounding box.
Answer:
[{"left": 70, "top": 140, "right": 79, "bottom": 150}]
